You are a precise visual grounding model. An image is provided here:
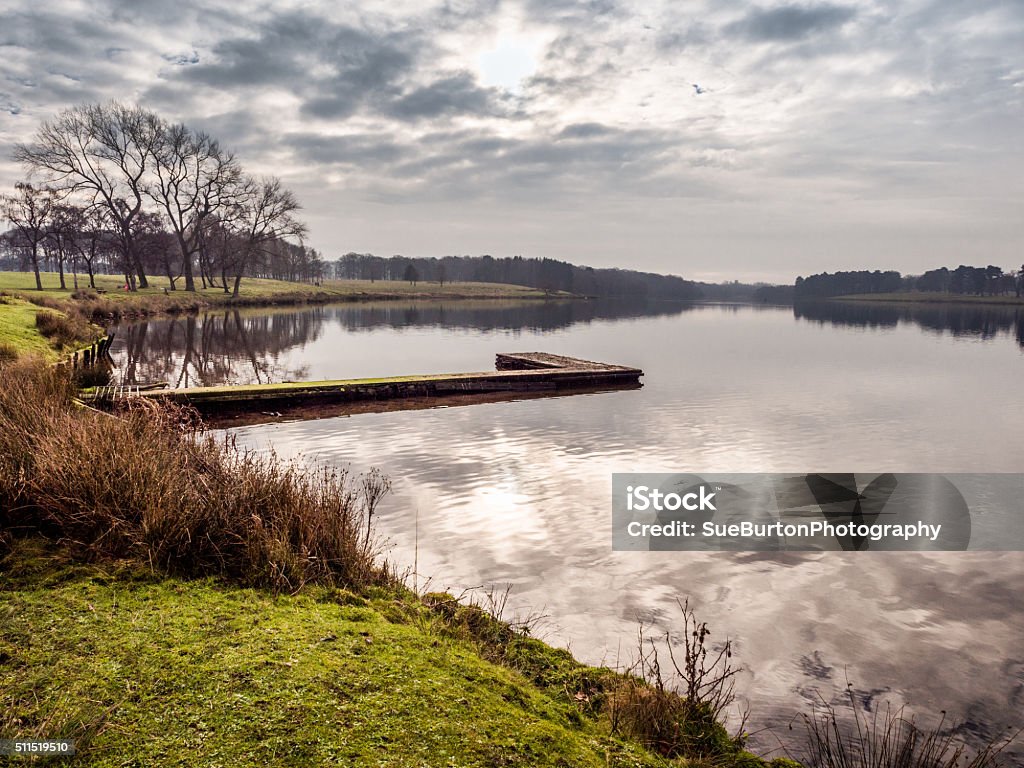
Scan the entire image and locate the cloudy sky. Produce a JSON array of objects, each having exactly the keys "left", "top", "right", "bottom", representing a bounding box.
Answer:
[{"left": 1, "top": 0, "right": 1021, "bottom": 282}]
